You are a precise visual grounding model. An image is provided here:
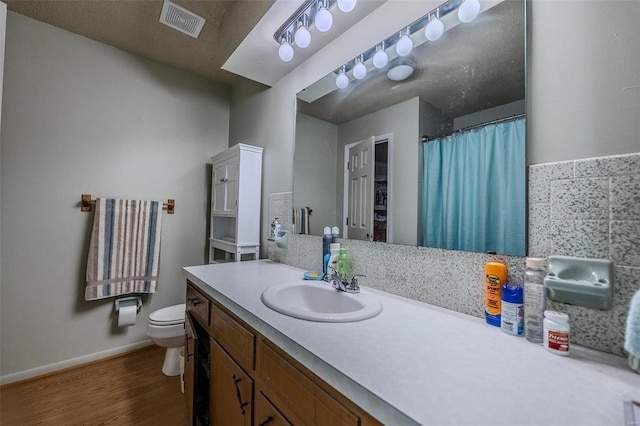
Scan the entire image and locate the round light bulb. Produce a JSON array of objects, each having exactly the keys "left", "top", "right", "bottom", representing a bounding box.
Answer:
[
  {"left": 337, "top": 0, "right": 357, "bottom": 13},
  {"left": 425, "top": 17, "right": 444, "bottom": 41},
  {"left": 396, "top": 34, "right": 413, "bottom": 56},
  {"left": 372, "top": 50, "right": 388, "bottom": 69},
  {"left": 353, "top": 61, "right": 367, "bottom": 80},
  {"left": 315, "top": 7, "right": 333, "bottom": 32},
  {"left": 278, "top": 41, "right": 294, "bottom": 62},
  {"left": 294, "top": 26, "right": 311, "bottom": 48},
  {"left": 336, "top": 72, "right": 349, "bottom": 89},
  {"left": 458, "top": 0, "right": 480, "bottom": 23}
]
